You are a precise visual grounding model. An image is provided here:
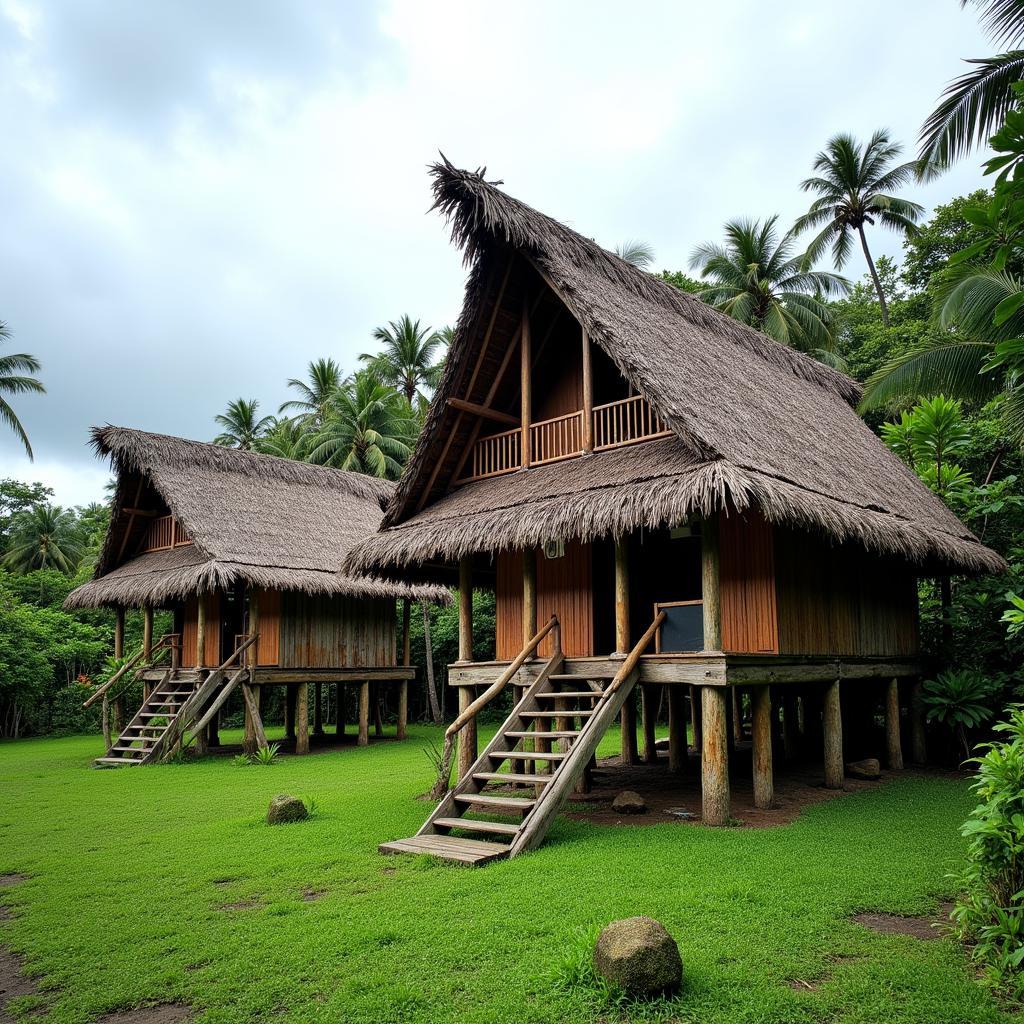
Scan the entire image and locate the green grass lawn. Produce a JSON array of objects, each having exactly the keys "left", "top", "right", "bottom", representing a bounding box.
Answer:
[{"left": 0, "top": 726, "right": 1013, "bottom": 1024}]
